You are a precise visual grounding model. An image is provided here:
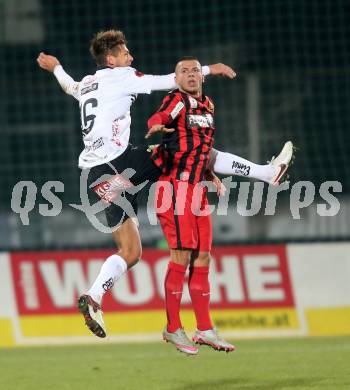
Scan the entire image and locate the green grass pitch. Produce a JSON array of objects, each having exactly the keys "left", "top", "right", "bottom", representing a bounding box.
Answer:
[{"left": 1, "top": 336, "right": 350, "bottom": 389}]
